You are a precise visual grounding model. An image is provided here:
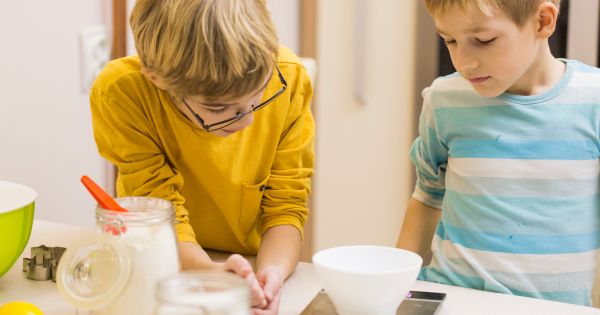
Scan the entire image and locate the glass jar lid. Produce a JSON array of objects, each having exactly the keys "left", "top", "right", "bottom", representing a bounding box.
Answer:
[{"left": 56, "top": 234, "right": 131, "bottom": 309}]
